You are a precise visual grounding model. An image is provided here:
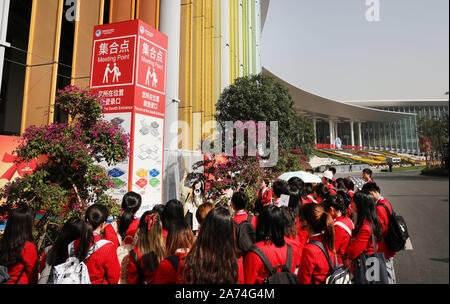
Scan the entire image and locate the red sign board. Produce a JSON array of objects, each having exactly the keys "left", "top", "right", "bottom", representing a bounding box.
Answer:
[{"left": 89, "top": 20, "right": 168, "bottom": 216}]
